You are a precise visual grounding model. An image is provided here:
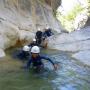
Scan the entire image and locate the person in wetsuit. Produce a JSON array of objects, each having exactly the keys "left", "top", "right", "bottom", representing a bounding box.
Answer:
[
  {"left": 25, "top": 46, "right": 58, "bottom": 72},
  {"left": 43, "top": 26, "right": 54, "bottom": 39},
  {"left": 35, "top": 28, "right": 43, "bottom": 45}
]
